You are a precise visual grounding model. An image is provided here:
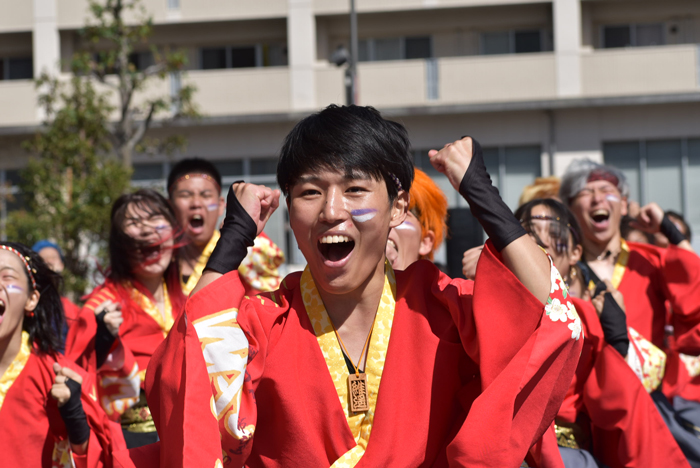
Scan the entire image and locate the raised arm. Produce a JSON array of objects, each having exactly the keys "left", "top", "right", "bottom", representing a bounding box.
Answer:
[
  {"left": 191, "top": 182, "right": 280, "bottom": 296},
  {"left": 429, "top": 137, "right": 550, "bottom": 304}
]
